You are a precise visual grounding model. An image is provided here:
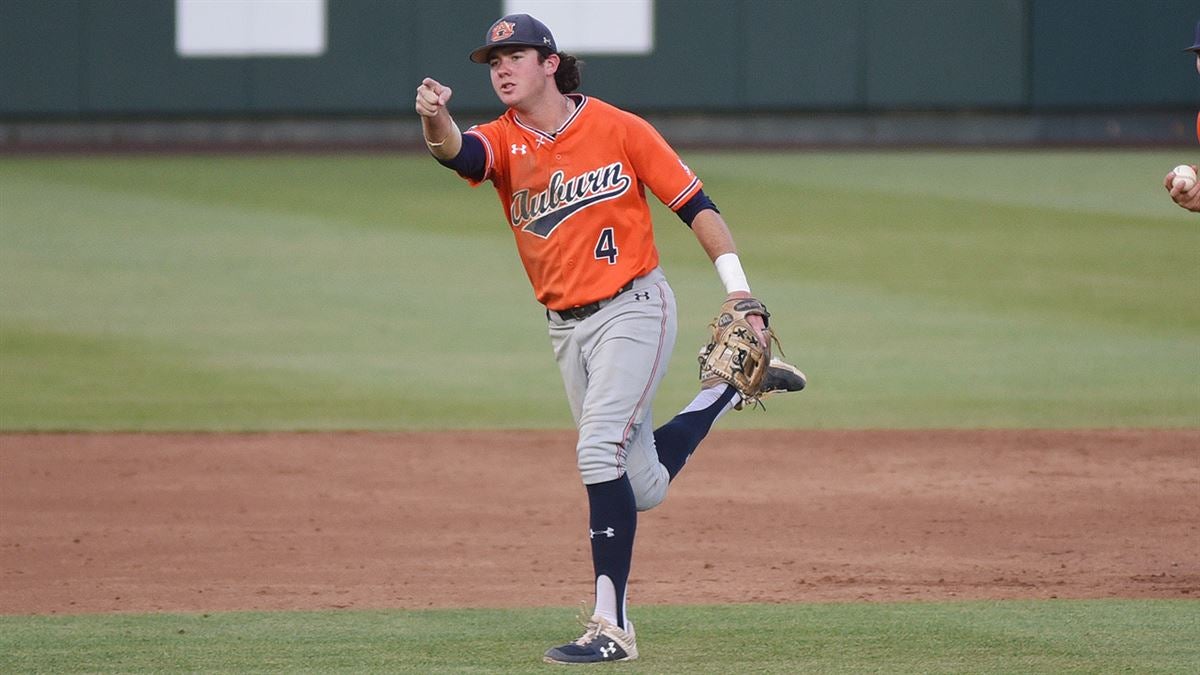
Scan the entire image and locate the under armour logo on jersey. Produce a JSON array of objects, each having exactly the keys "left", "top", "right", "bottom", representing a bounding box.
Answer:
[
  {"left": 511, "top": 144, "right": 528, "bottom": 155},
  {"left": 600, "top": 642, "right": 617, "bottom": 658},
  {"left": 633, "top": 291, "right": 651, "bottom": 301},
  {"left": 589, "top": 527, "right": 615, "bottom": 539}
]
